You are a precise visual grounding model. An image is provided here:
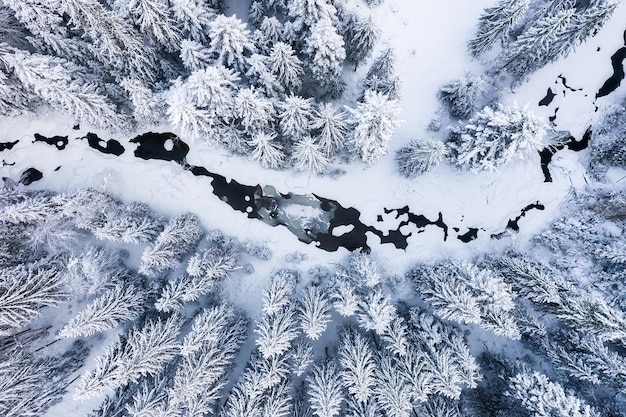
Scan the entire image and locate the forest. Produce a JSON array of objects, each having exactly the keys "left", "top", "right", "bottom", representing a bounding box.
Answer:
[{"left": 1, "top": 0, "right": 626, "bottom": 416}]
